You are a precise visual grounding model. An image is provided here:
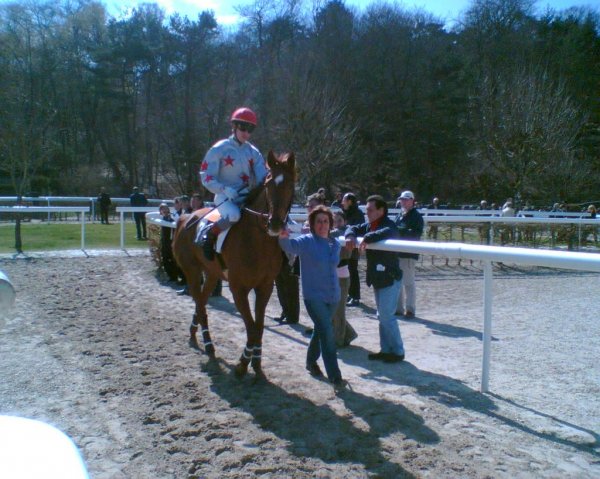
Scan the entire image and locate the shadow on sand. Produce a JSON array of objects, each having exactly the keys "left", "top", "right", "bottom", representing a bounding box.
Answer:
[
  {"left": 205, "top": 357, "right": 439, "bottom": 477},
  {"left": 340, "top": 345, "right": 599, "bottom": 455}
]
